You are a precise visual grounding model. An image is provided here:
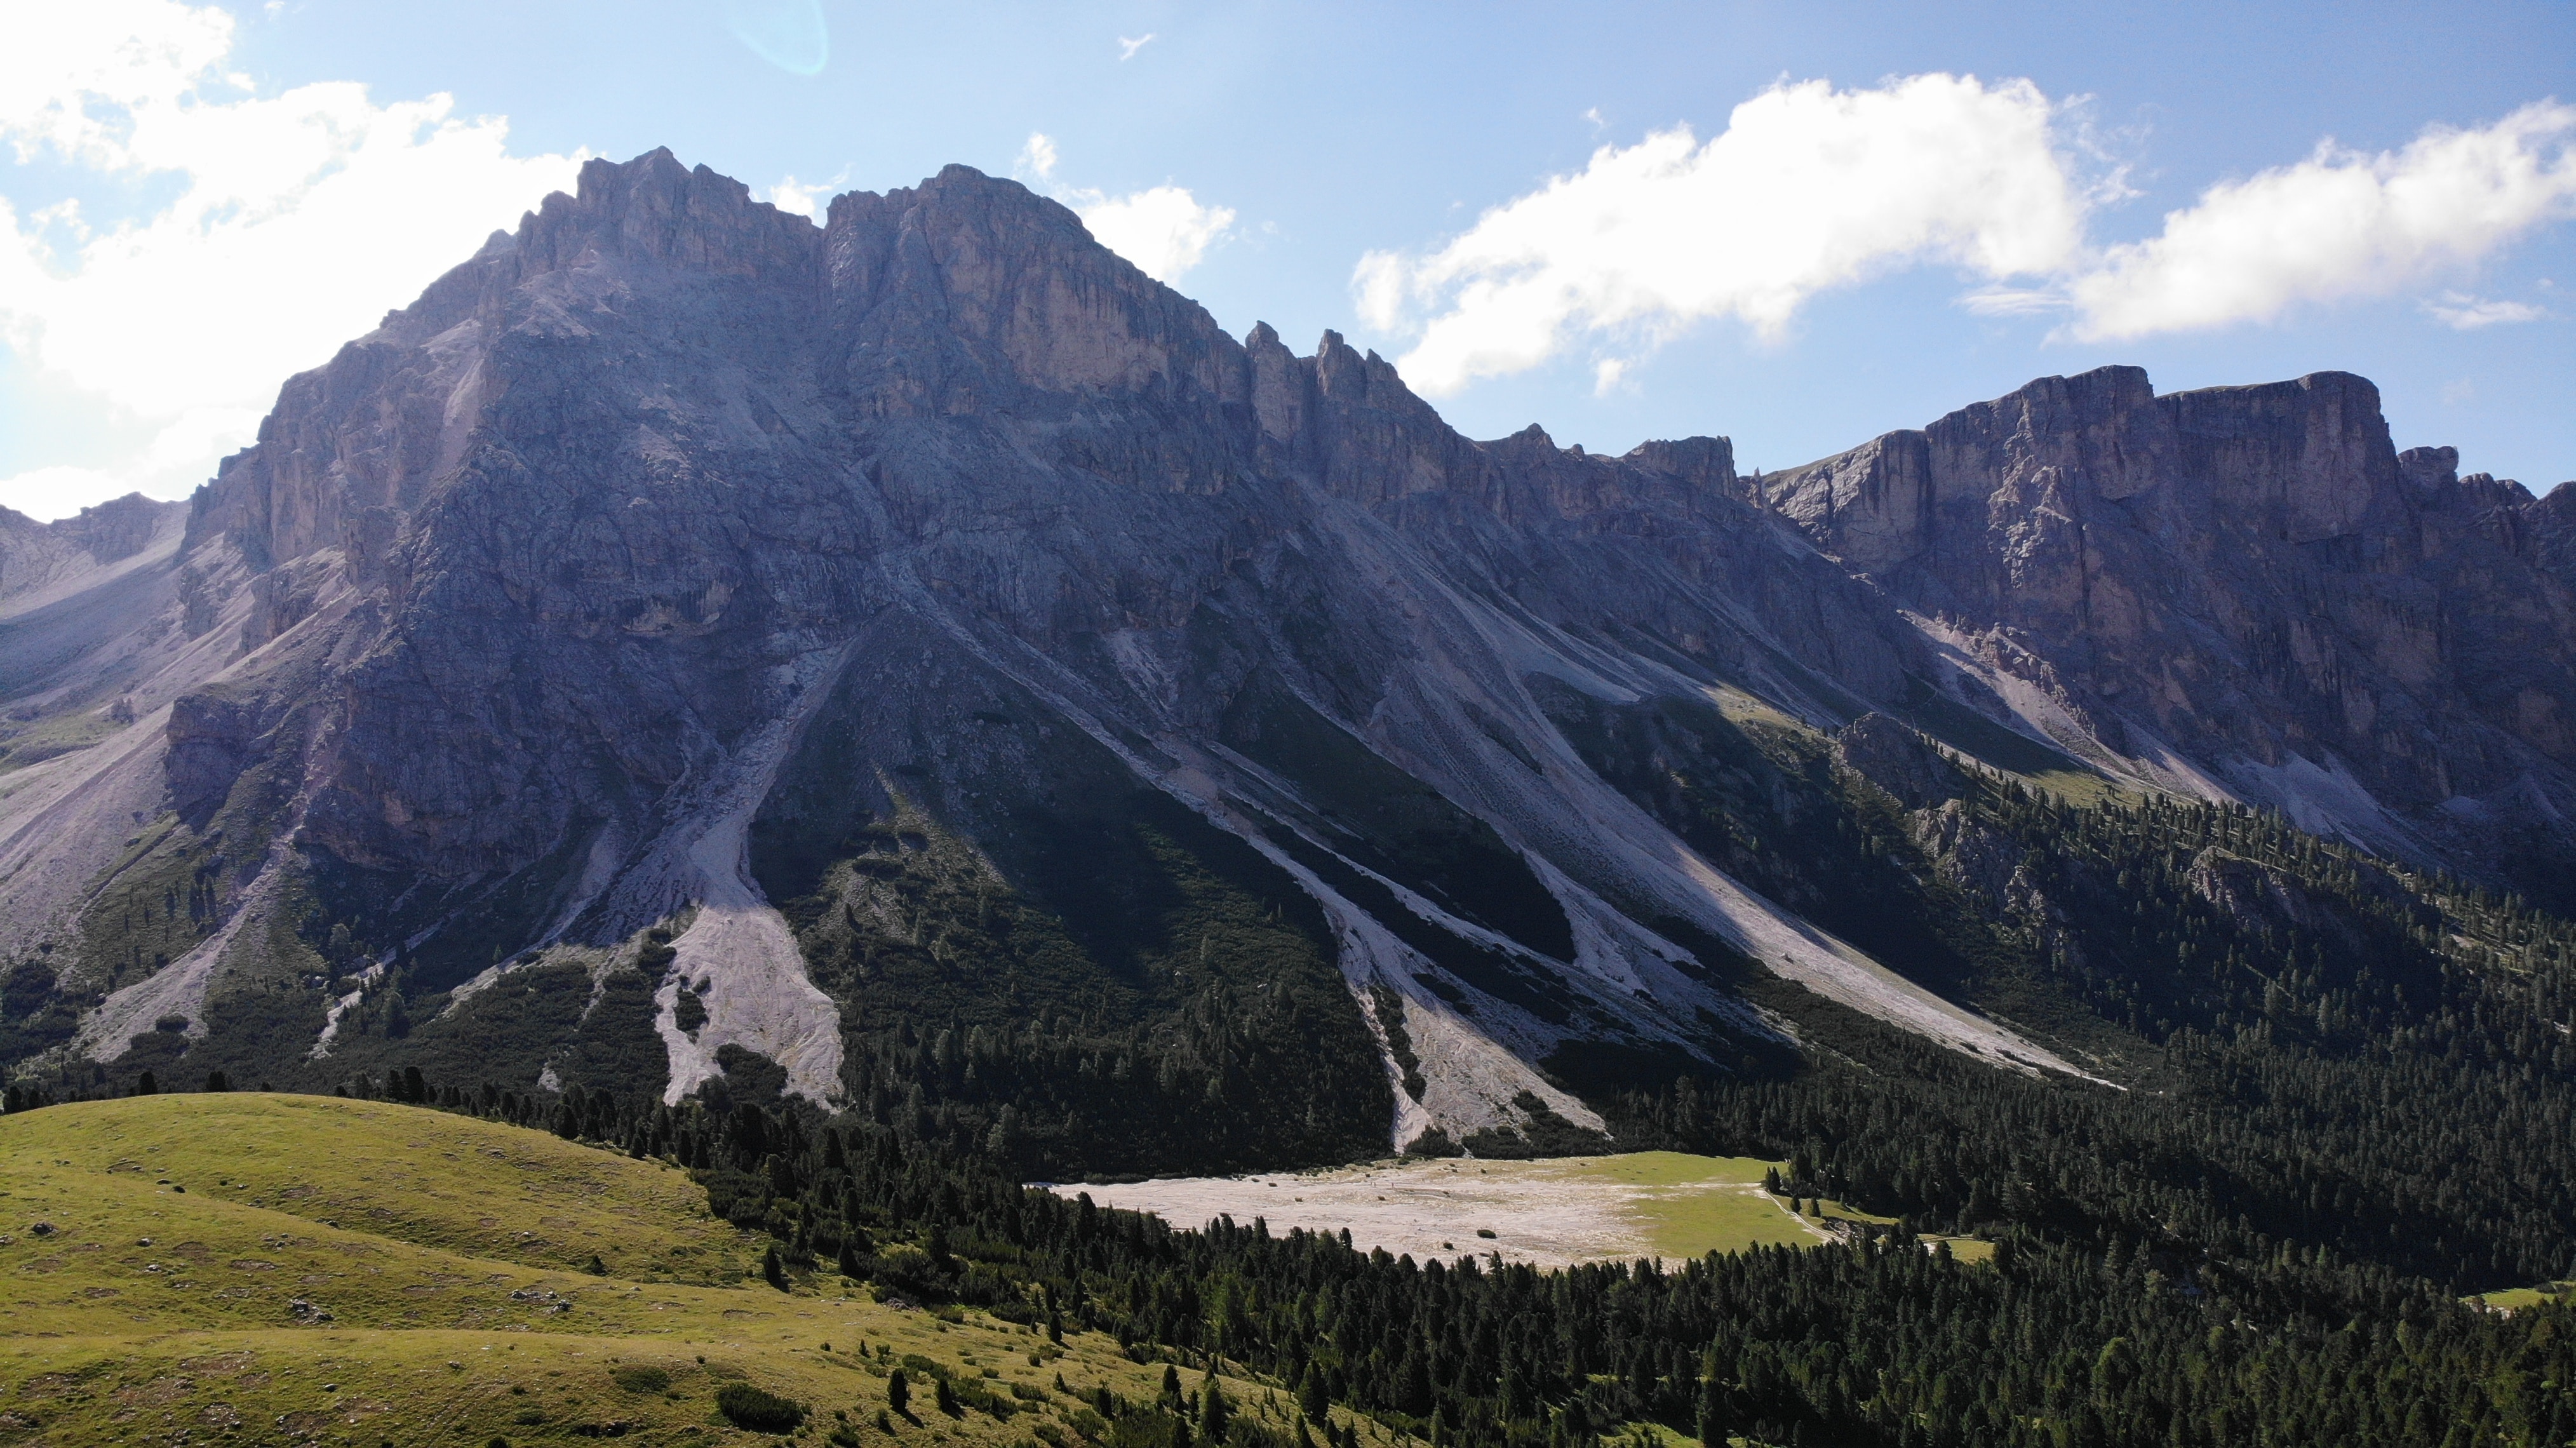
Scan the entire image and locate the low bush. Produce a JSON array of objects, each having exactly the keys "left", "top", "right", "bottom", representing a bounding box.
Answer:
[
  {"left": 610, "top": 1365, "right": 670, "bottom": 1394},
  {"left": 714, "top": 1382, "right": 806, "bottom": 1433}
]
